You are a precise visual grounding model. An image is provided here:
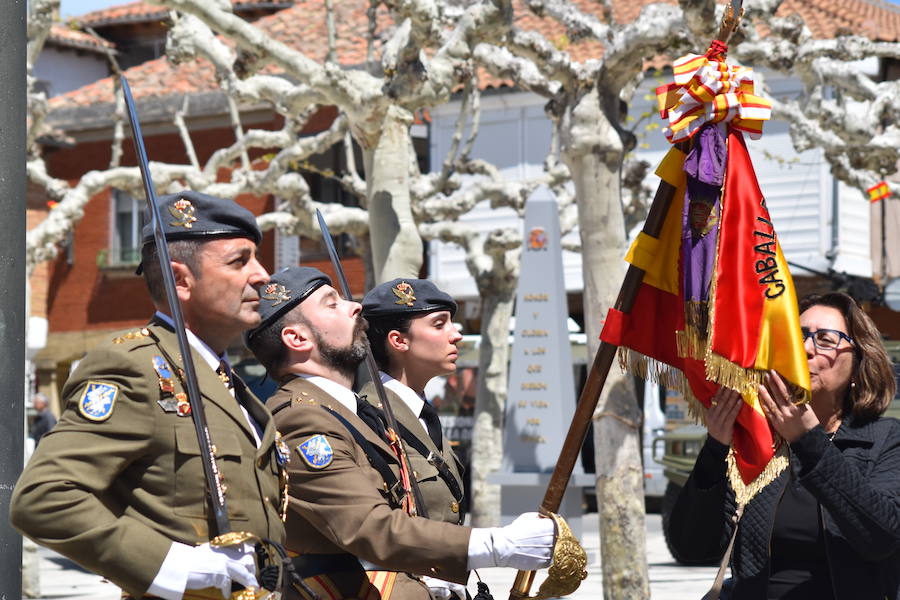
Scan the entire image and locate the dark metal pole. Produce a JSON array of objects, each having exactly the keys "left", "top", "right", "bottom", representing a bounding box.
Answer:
[{"left": 1, "top": 0, "right": 27, "bottom": 597}]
